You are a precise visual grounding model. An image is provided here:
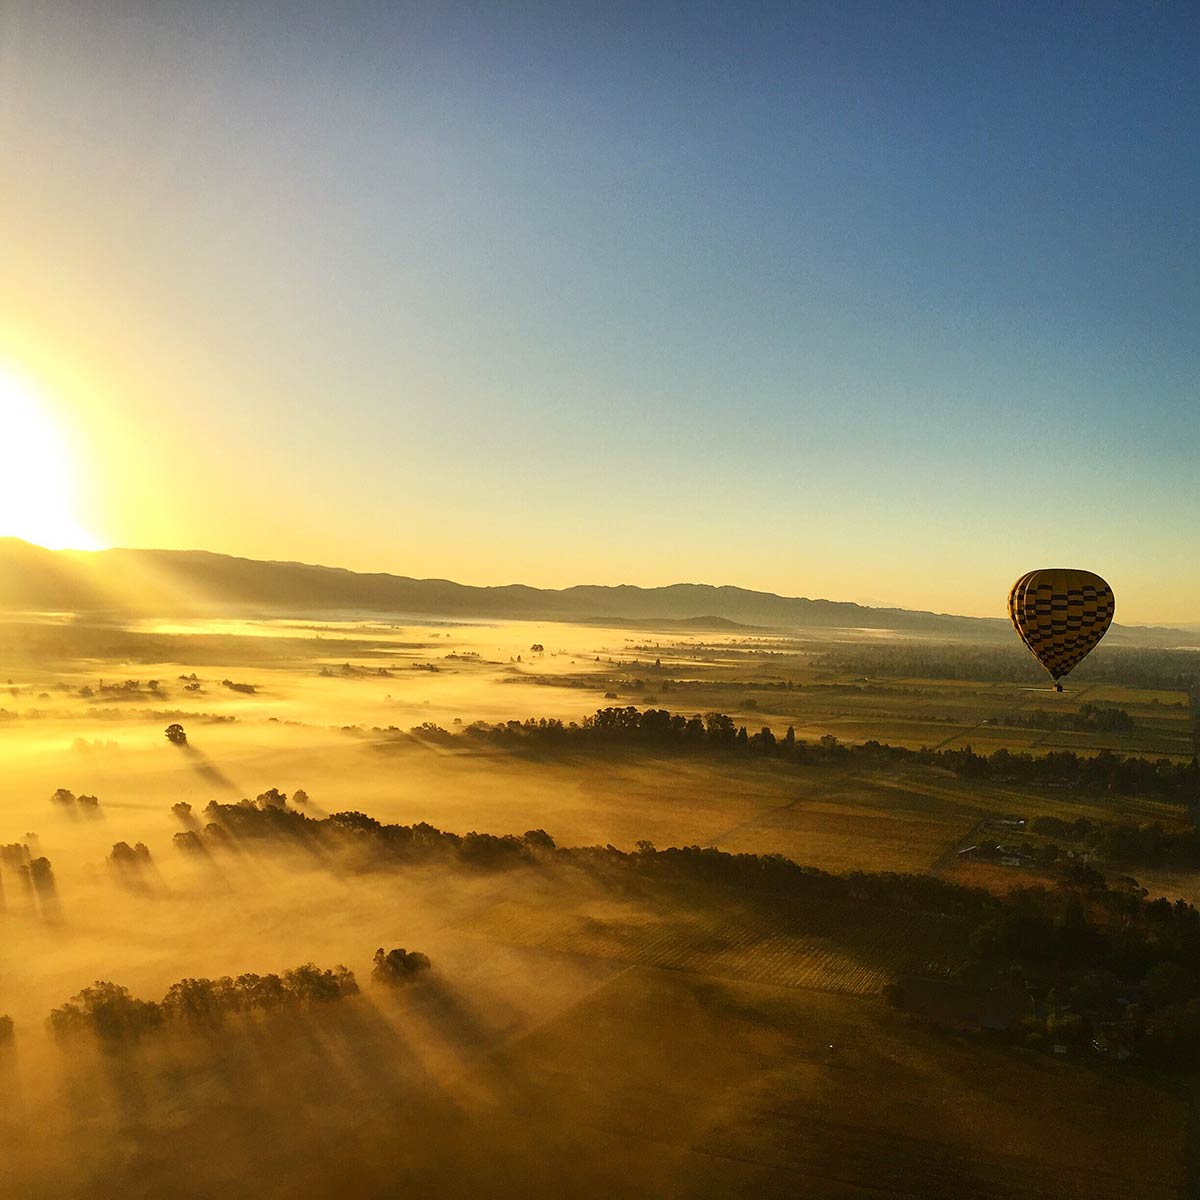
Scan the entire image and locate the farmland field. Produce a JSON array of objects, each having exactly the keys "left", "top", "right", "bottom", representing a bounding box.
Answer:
[
  {"left": 462, "top": 871, "right": 968, "bottom": 994},
  {"left": 2, "top": 609, "right": 1198, "bottom": 1199},
  {"left": 484, "top": 968, "right": 1189, "bottom": 1200},
  {"left": 3, "top": 960, "right": 1186, "bottom": 1200}
]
